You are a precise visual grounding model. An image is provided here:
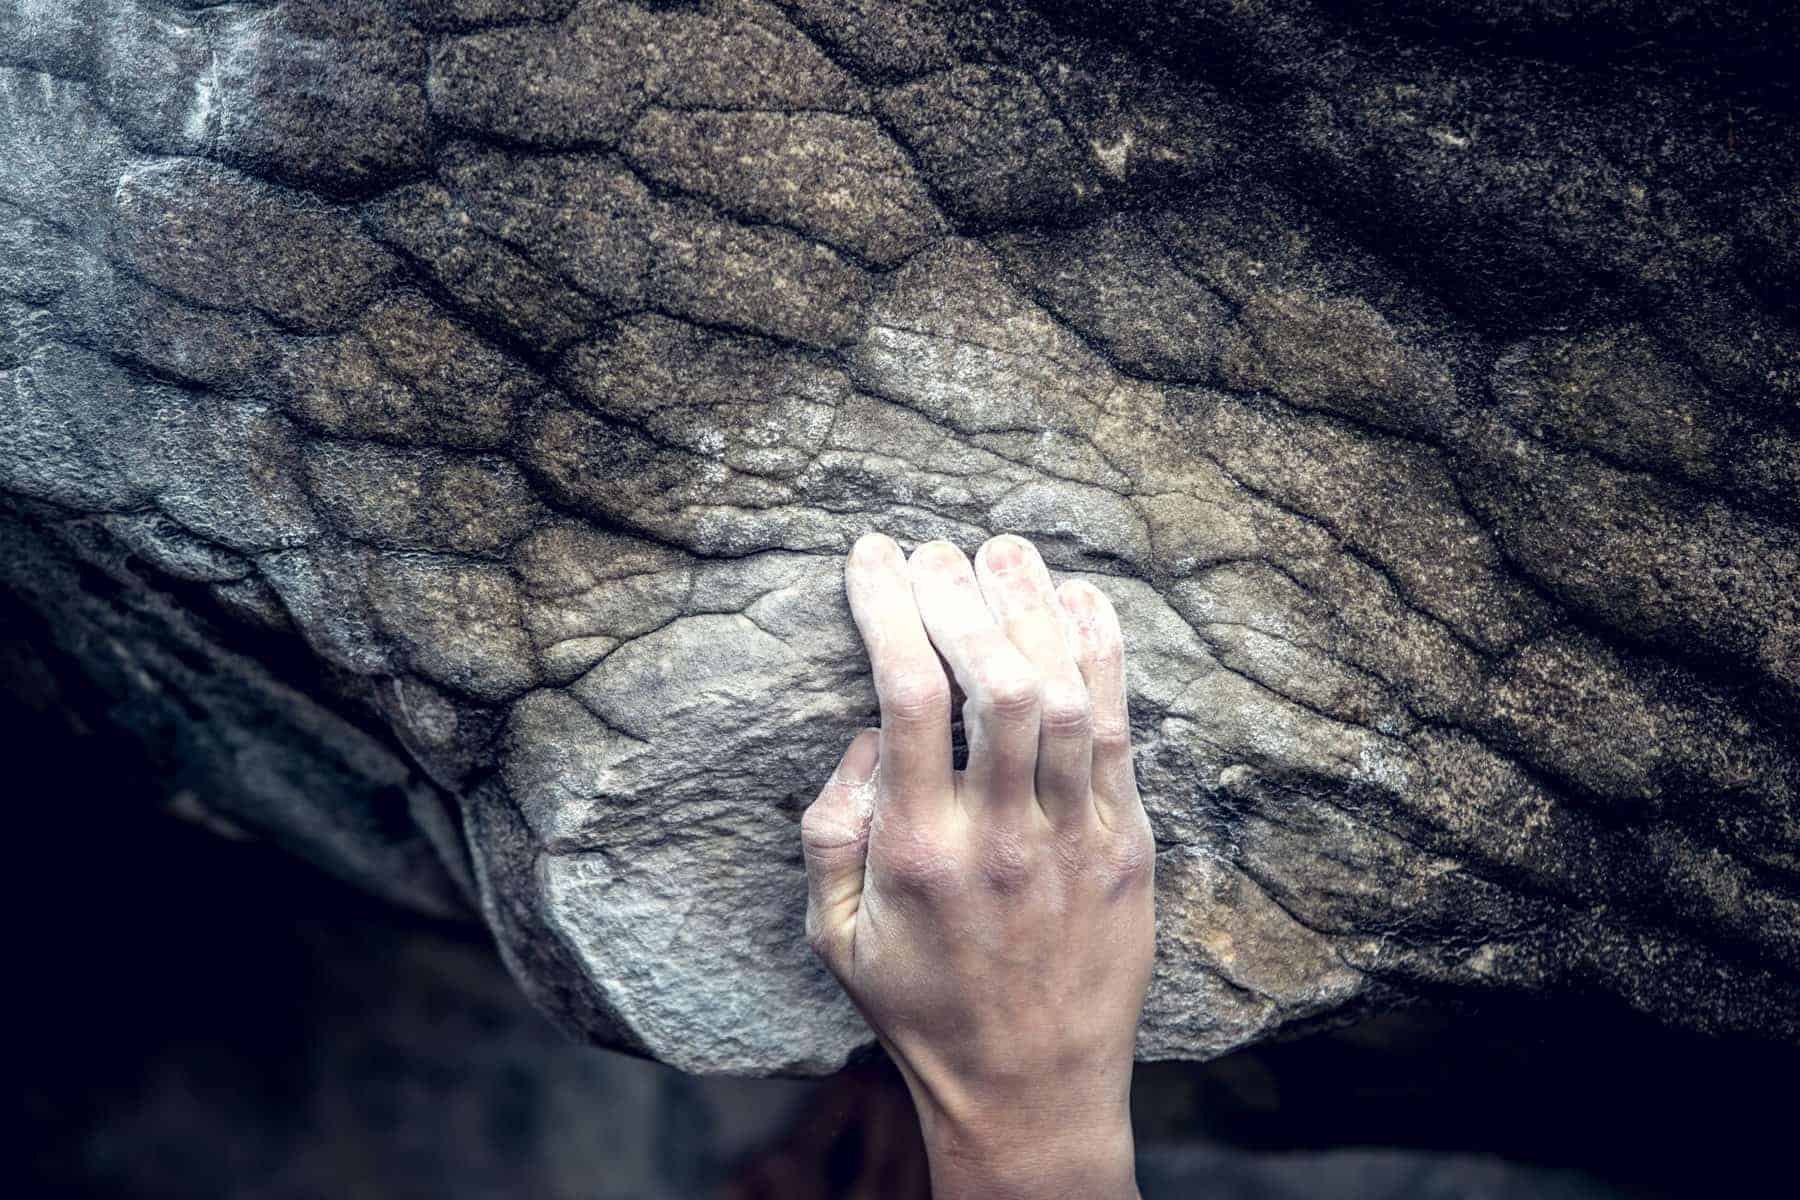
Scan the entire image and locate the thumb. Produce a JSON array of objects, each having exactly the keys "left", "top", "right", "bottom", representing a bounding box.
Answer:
[{"left": 801, "top": 728, "right": 880, "bottom": 978}]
